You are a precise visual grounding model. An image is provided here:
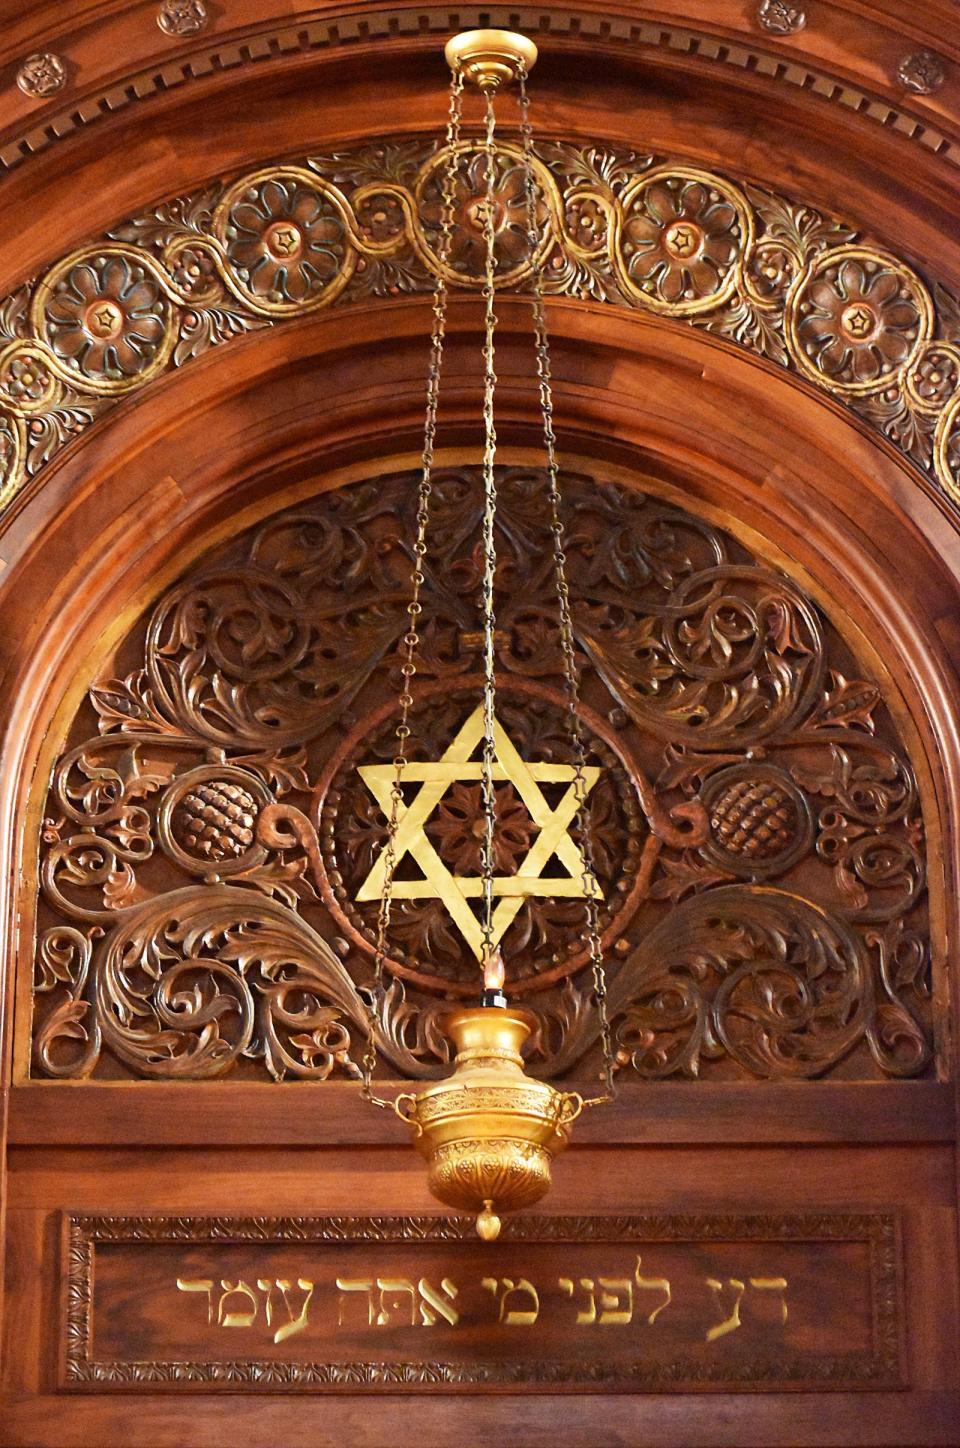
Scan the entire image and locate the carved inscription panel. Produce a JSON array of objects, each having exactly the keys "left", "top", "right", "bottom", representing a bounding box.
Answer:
[
  {"left": 62, "top": 1213, "right": 903, "bottom": 1391},
  {"left": 31, "top": 468, "right": 934, "bottom": 1084}
]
